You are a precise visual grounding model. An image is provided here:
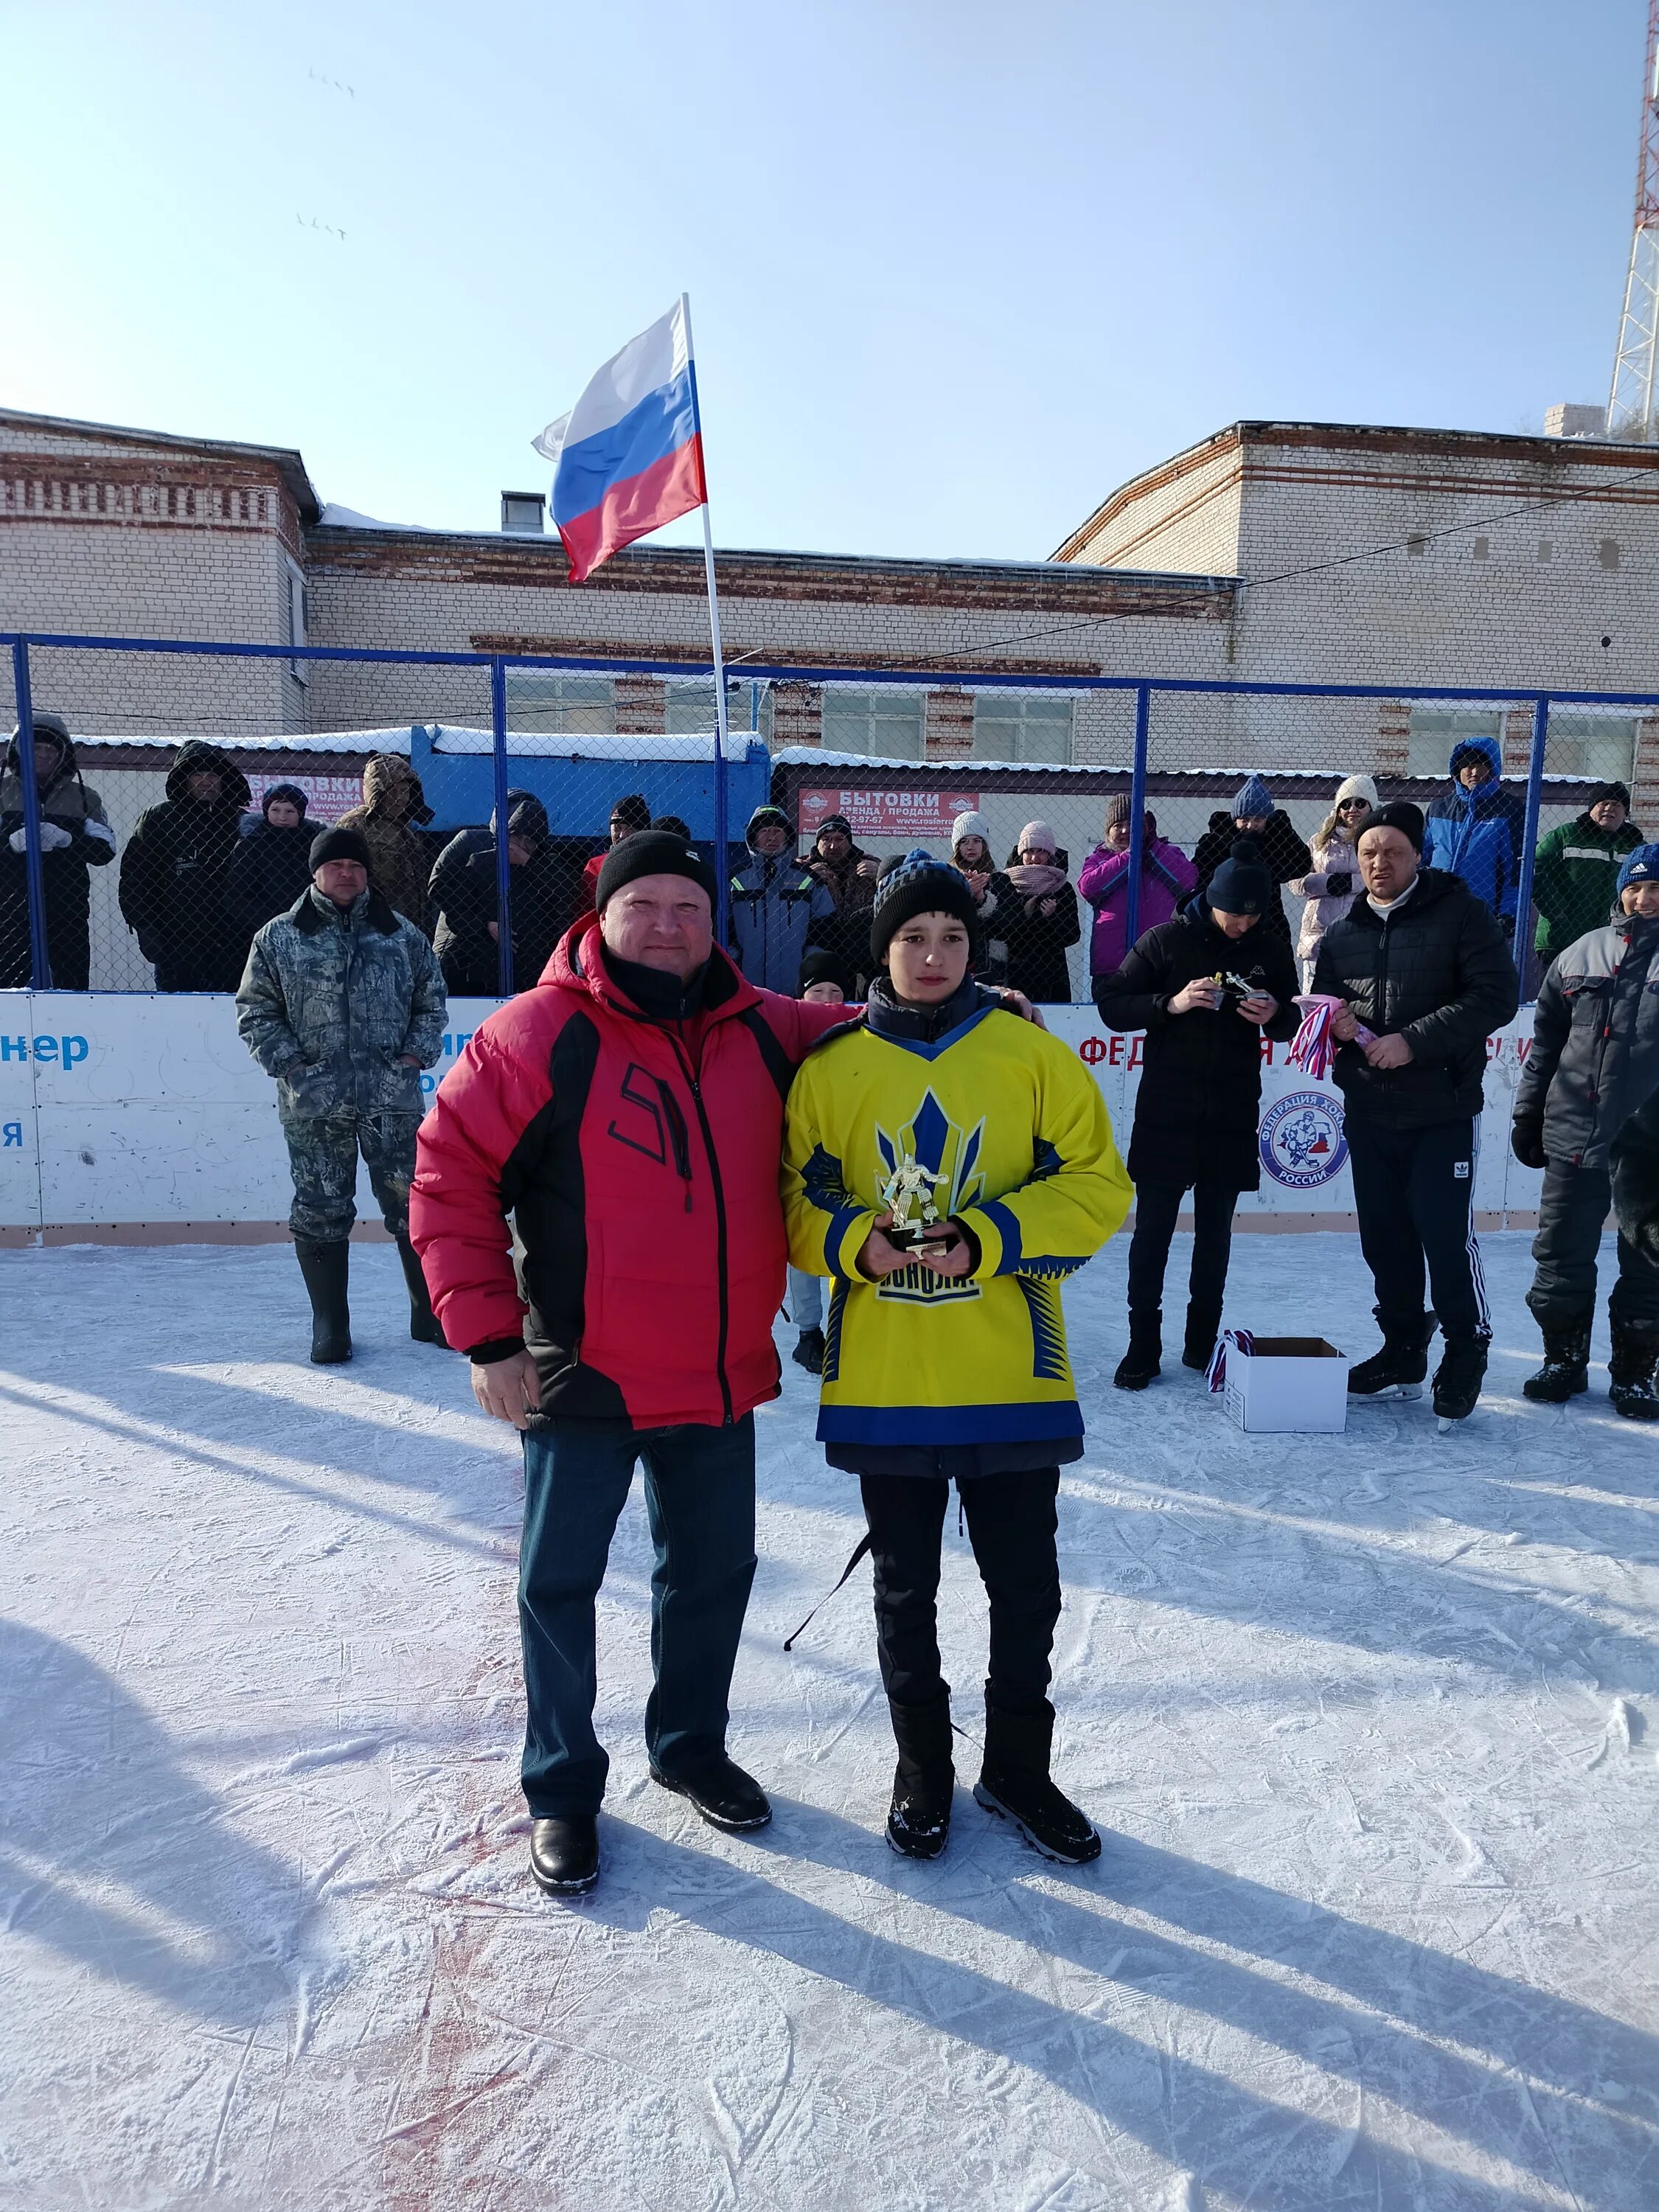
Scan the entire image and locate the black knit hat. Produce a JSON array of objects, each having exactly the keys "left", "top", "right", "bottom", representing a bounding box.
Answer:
[
  {"left": 263, "top": 782, "right": 309, "bottom": 820},
  {"left": 608, "top": 793, "right": 652, "bottom": 834},
  {"left": 1587, "top": 780, "right": 1632, "bottom": 811},
  {"left": 869, "top": 849, "right": 980, "bottom": 965},
  {"left": 309, "top": 824, "right": 371, "bottom": 872},
  {"left": 594, "top": 829, "right": 718, "bottom": 914},
  {"left": 1205, "top": 835, "right": 1272, "bottom": 917},
  {"left": 813, "top": 814, "right": 853, "bottom": 844},
  {"left": 1360, "top": 800, "right": 1425, "bottom": 854},
  {"left": 799, "top": 946, "right": 854, "bottom": 997}
]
